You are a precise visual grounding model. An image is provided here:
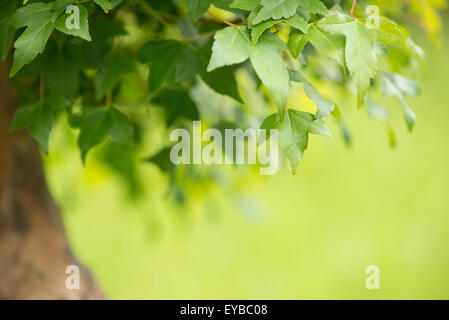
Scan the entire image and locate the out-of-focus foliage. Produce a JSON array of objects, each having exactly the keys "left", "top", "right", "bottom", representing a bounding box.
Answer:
[
  {"left": 369, "top": 0, "right": 447, "bottom": 39},
  {"left": 7, "top": 0, "right": 442, "bottom": 299}
]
